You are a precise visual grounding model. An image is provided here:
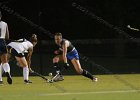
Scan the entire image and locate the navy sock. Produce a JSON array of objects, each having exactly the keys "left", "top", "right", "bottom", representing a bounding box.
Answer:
[
  {"left": 82, "top": 69, "right": 93, "bottom": 80},
  {"left": 53, "top": 63, "right": 62, "bottom": 75}
]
